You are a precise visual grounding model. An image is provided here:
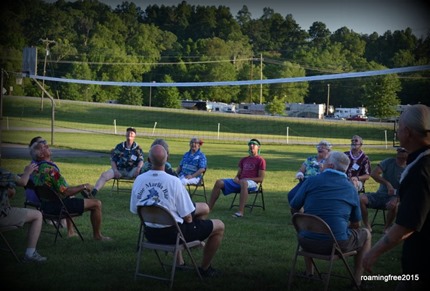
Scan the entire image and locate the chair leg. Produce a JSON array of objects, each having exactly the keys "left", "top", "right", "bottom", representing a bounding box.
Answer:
[{"left": 0, "top": 231, "right": 20, "bottom": 262}]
